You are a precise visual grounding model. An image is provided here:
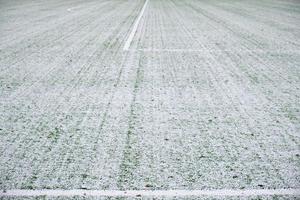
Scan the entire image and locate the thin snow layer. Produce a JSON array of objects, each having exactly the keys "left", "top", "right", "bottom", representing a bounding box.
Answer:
[{"left": 0, "top": 0, "right": 299, "bottom": 198}]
